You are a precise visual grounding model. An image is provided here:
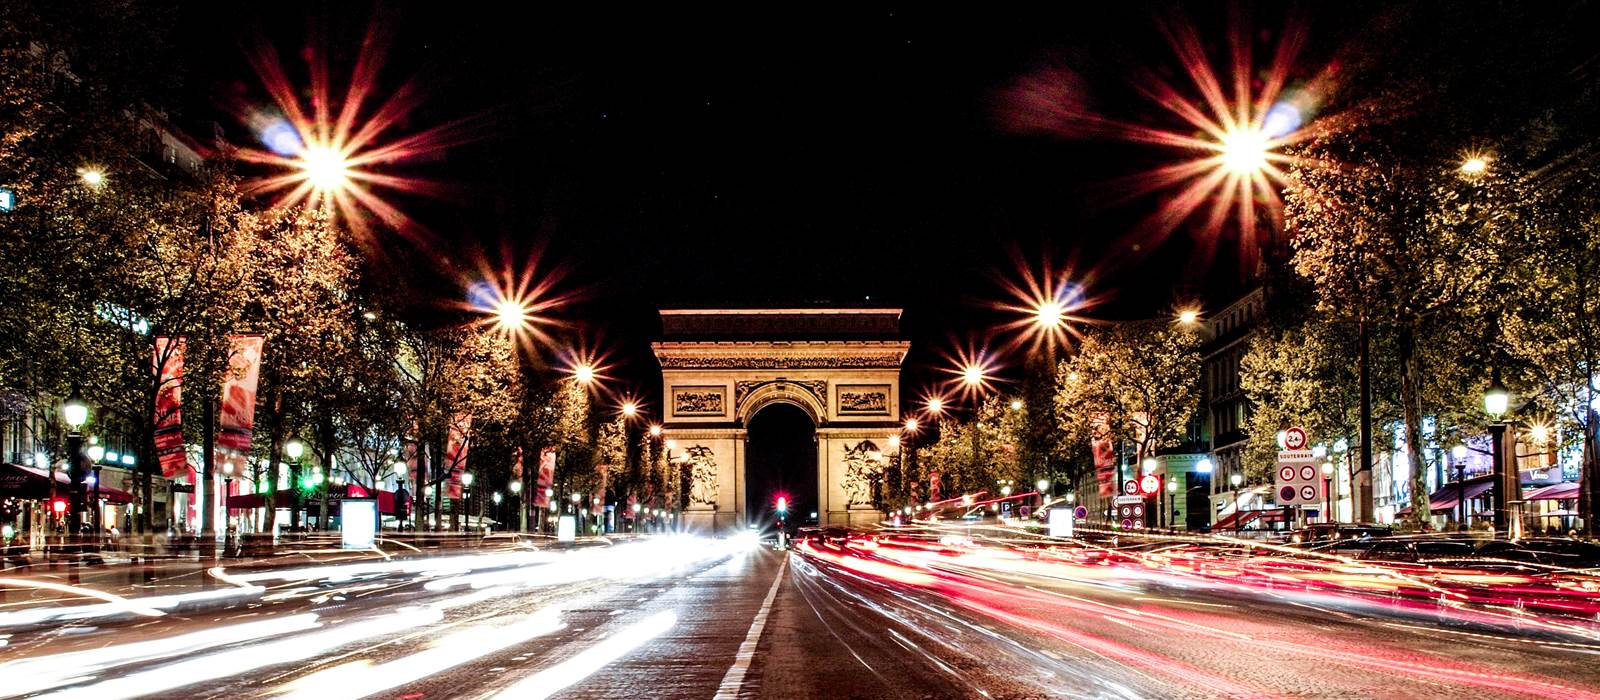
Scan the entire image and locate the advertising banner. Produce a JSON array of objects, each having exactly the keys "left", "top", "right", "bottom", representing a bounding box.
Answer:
[
  {"left": 153, "top": 336, "right": 187, "bottom": 478},
  {"left": 534, "top": 448, "right": 555, "bottom": 508},
  {"left": 444, "top": 414, "right": 472, "bottom": 499},
  {"left": 928, "top": 472, "right": 942, "bottom": 503},
  {"left": 1090, "top": 414, "right": 1116, "bottom": 497},
  {"left": 217, "top": 335, "right": 265, "bottom": 475}
]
